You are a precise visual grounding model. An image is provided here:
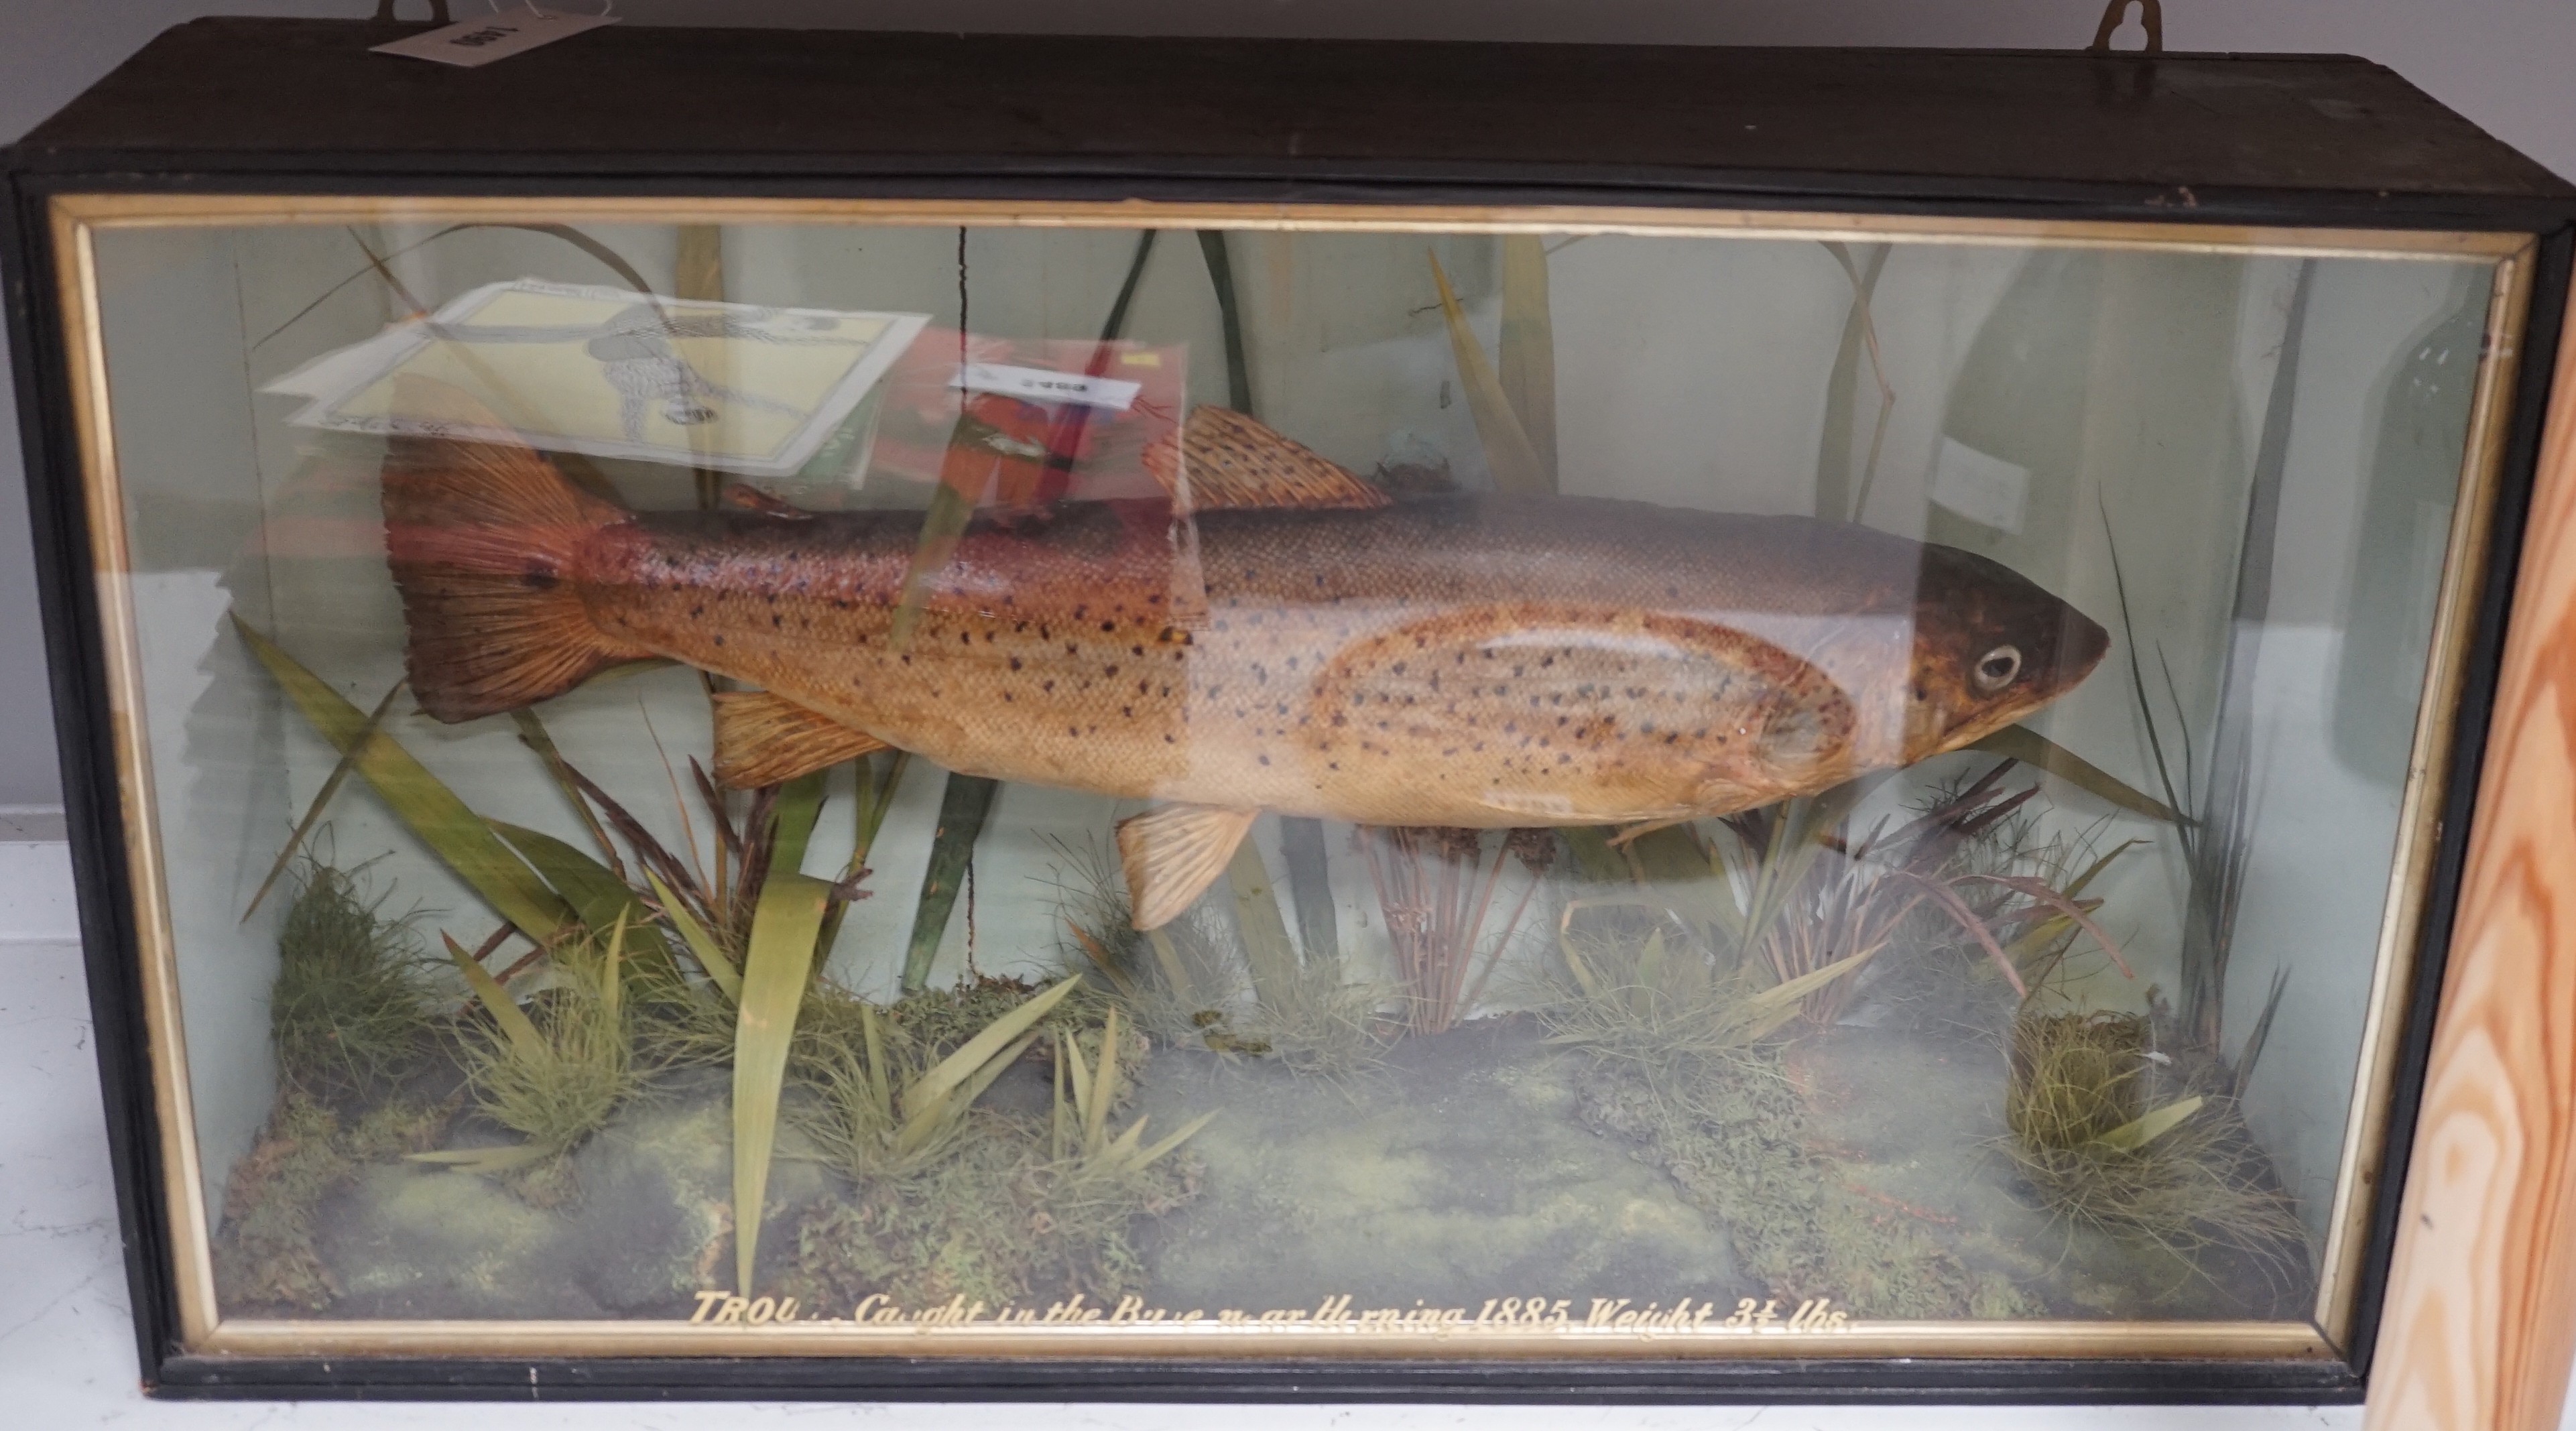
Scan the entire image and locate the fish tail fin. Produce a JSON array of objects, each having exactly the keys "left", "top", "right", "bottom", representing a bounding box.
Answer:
[{"left": 381, "top": 391, "right": 643, "bottom": 723}]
